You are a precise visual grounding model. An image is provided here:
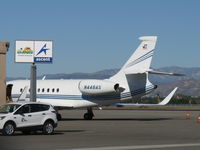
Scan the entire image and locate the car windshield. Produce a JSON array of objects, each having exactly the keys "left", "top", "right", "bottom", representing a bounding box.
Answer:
[{"left": 0, "top": 104, "right": 21, "bottom": 113}]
